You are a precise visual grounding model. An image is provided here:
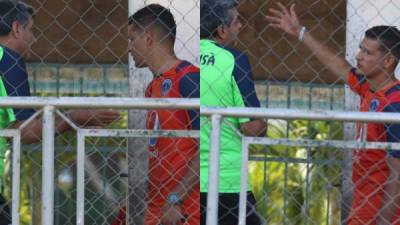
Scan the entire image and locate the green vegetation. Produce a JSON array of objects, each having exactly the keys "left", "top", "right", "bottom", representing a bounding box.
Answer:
[{"left": 249, "top": 120, "right": 343, "bottom": 225}]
